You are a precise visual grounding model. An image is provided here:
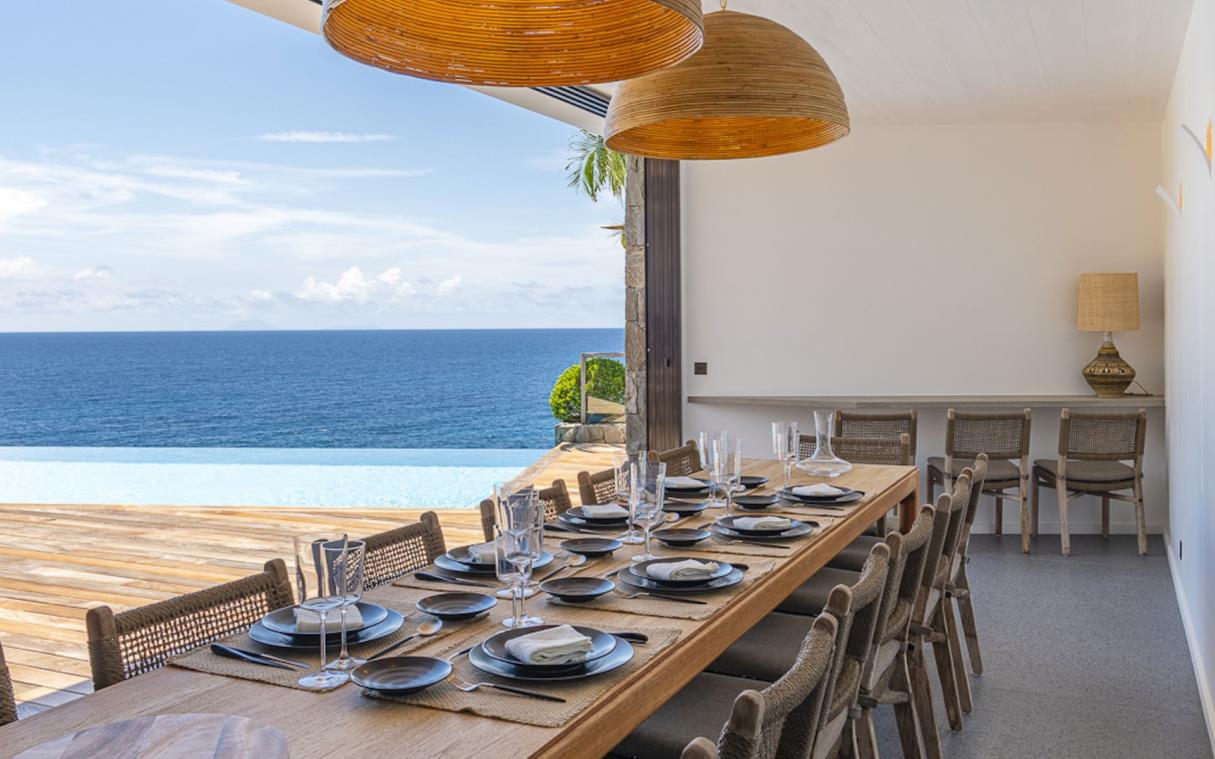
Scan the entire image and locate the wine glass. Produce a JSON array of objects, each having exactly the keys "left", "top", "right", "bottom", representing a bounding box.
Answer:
[
  {"left": 496, "top": 489, "right": 543, "bottom": 628},
  {"left": 493, "top": 483, "right": 540, "bottom": 599},
  {"left": 614, "top": 451, "right": 646, "bottom": 544},
  {"left": 325, "top": 538, "right": 367, "bottom": 672},
  {"left": 293, "top": 534, "right": 356, "bottom": 690},
  {"left": 630, "top": 462, "right": 667, "bottom": 562},
  {"left": 772, "top": 421, "right": 800, "bottom": 488},
  {"left": 722, "top": 439, "right": 743, "bottom": 516}
]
